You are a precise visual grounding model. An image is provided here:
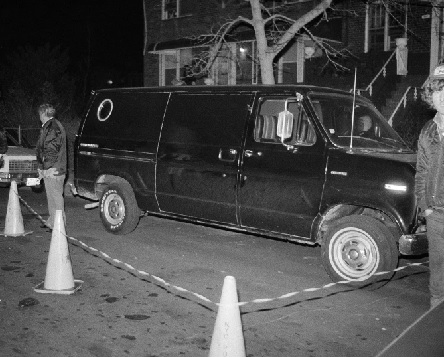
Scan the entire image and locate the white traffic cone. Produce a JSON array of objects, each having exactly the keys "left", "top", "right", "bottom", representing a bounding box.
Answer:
[
  {"left": 208, "top": 276, "right": 246, "bottom": 357},
  {"left": 1, "top": 181, "right": 32, "bottom": 237},
  {"left": 34, "top": 210, "right": 83, "bottom": 294}
]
